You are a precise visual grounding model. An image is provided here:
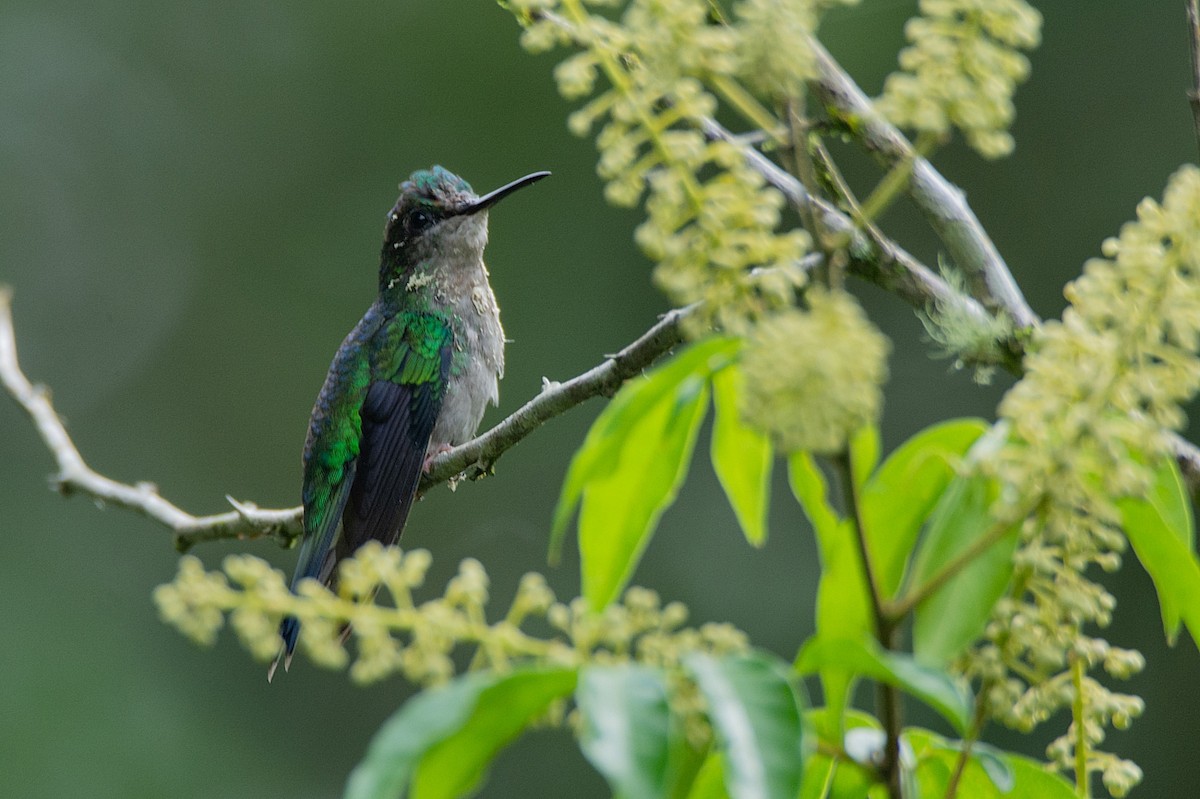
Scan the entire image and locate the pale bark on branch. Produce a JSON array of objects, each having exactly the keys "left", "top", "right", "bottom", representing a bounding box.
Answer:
[
  {"left": 0, "top": 286, "right": 692, "bottom": 551},
  {"left": 808, "top": 39, "right": 1040, "bottom": 331}
]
